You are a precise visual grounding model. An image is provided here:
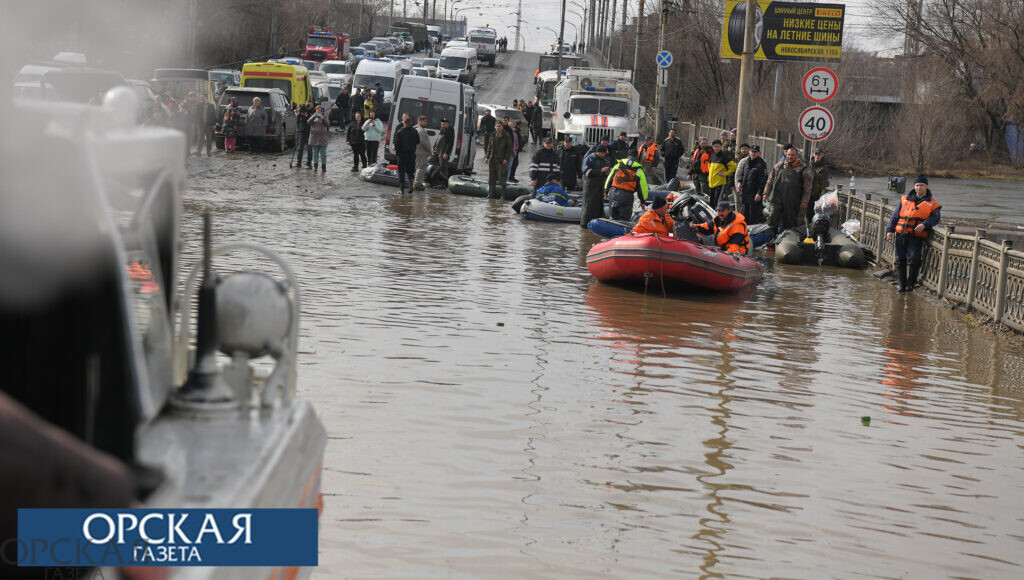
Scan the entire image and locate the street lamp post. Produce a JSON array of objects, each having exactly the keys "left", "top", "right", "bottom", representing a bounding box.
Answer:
[
  {"left": 570, "top": 1, "right": 588, "bottom": 48},
  {"left": 448, "top": 0, "right": 463, "bottom": 36},
  {"left": 556, "top": 0, "right": 566, "bottom": 73}
]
